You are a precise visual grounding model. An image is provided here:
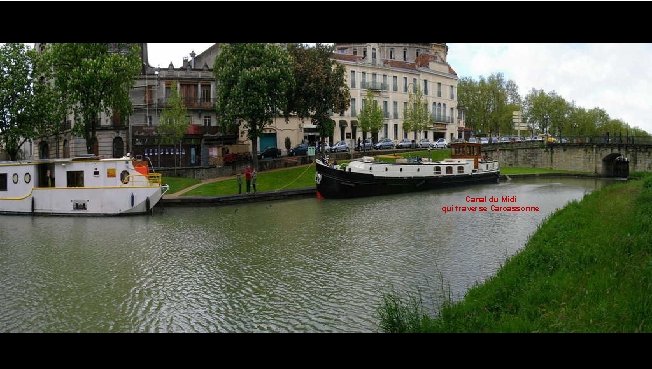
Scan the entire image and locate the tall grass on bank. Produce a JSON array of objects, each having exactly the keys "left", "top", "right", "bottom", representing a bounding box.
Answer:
[{"left": 378, "top": 173, "right": 652, "bottom": 332}]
